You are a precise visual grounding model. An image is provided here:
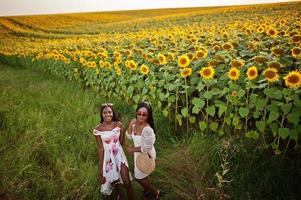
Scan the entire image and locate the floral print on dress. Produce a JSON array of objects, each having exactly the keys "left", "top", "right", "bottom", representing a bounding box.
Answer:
[
  {"left": 105, "top": 159, "right": 113, "bottom": 173},
  {"left": 93, "top": 126, "right": 131, "bottom": 195}
]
